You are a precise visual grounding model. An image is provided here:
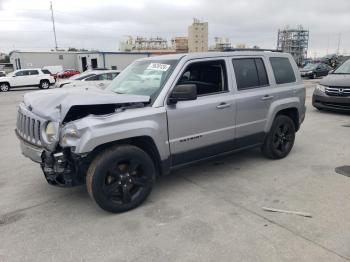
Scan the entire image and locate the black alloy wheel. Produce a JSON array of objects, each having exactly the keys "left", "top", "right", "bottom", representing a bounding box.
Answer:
[
  {"left": 87, "top": 145, "right": 155, "bottom": 213},
  {"left": 262, "top": 115, "right": 295, "bottom": 159}
]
